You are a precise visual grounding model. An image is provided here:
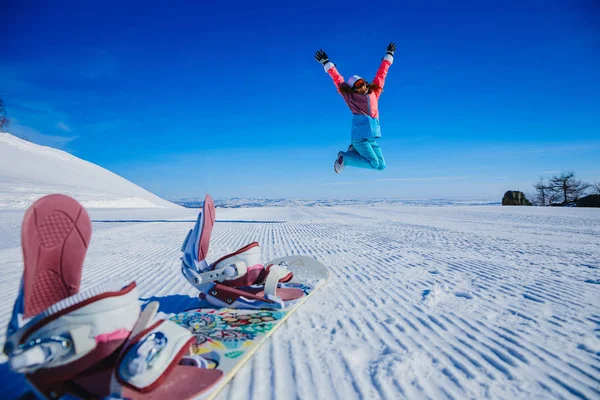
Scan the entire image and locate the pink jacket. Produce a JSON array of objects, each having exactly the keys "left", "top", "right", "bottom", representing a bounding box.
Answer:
[
  {"left": 322, "top": 54, "right": 393, "bottom": 138},
  {"left": 324, "top": 55, "right": 393, "bottom": 119}
]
